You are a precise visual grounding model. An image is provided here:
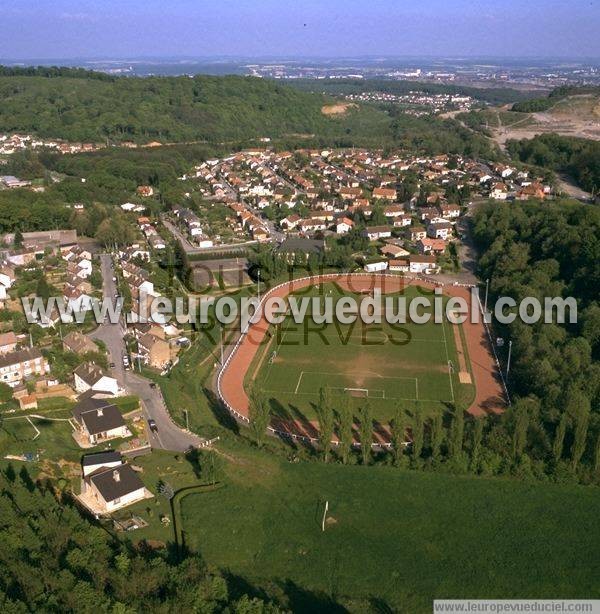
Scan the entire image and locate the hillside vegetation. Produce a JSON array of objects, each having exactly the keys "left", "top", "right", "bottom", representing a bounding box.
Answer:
[
  {"left": 0, "top": 72, "right": 332, "bottom": 143},
  {"left": 0, "top": 68, "right": 499, "bottom": 158},
  {"left": 507, "top": 134, "right": 600, "bottom": 193},
  {"left": 511, "top": 85, "right": 600, "bottom": 113}
]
